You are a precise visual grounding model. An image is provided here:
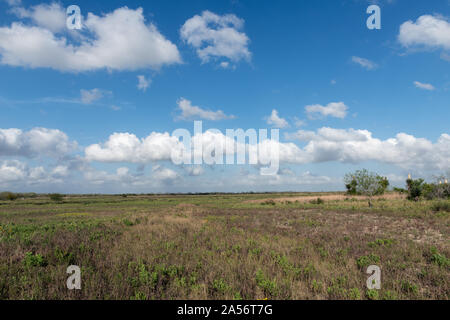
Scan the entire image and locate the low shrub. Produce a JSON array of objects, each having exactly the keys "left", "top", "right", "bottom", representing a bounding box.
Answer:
[
  {"left": 432, "top": 201, "right": 450, "bottom": 212},
  {"left": 309, "top": 198, "right": 324, "bottom": 205},
  {"left": 49, "top": 193, "right": 64, "bottom": 202},
  {"left": 0, "top": 192, "right": 18, "bottom": 201},
  {"left": 261, "top": 199, "right": 276, "bottom": 206}
]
